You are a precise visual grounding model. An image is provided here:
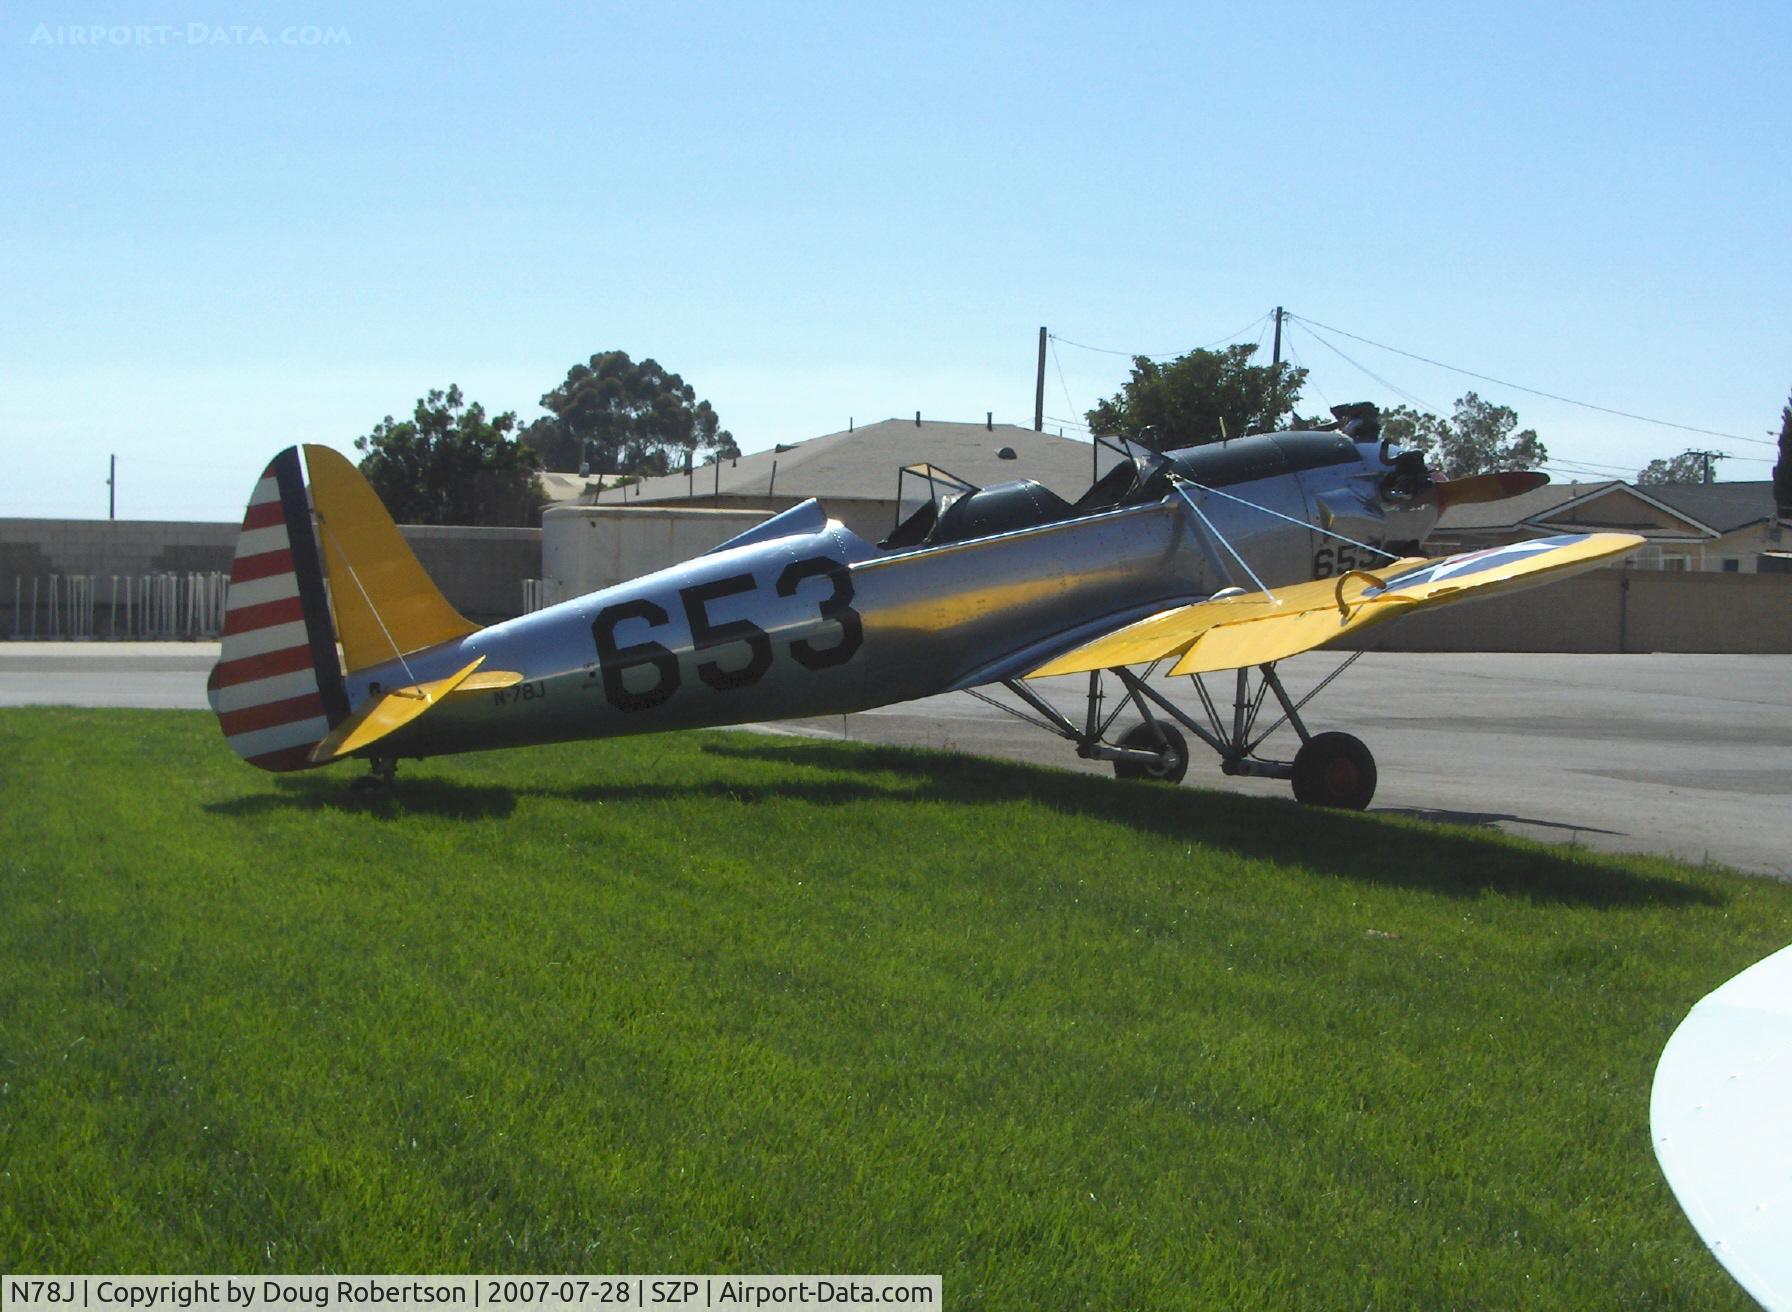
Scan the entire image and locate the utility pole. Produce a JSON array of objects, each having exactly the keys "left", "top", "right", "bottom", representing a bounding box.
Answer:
[
  {"left": 1268, "top": 307, "right": 1287, "bottom": 430},
  {"left": 1033, "top": 326, "right": 1047, "bottom": 431},
  {"left": 107, "top": 454, "right": 116, "bottom": 520}
]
